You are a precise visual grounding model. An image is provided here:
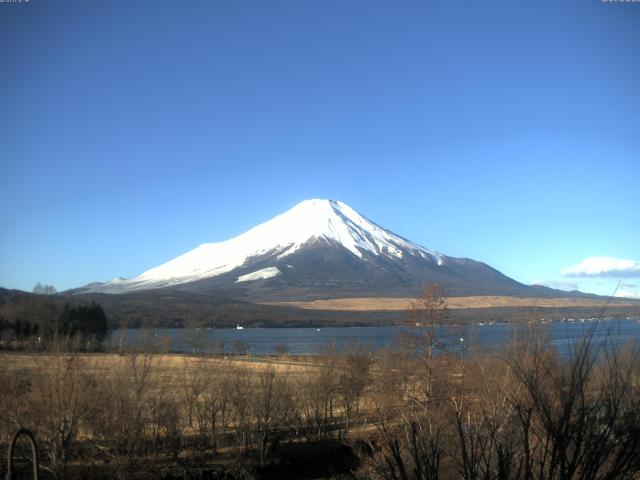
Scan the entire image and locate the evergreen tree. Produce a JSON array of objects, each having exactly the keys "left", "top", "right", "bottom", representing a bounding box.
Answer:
[
  {"left": 22, "top": 320, "right": 32, "bottom": 338},
  {"left": 84, "top": 302, "right": 108, "bottom": 342},
  {"left": 14, "top": 319, "right": 23, "bottom": 339},
  {"left": 57, "top": 302, "right": 108, "bottom": 347}
]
